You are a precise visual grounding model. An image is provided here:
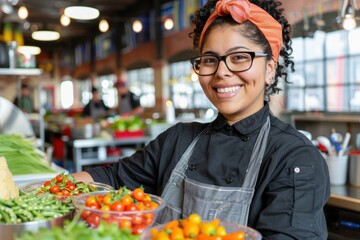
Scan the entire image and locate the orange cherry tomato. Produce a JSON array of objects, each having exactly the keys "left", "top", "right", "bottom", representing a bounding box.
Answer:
[
  {"left": 133, "top": 188, "right": 145, "bottom": 201},
  {"left": 121, "top": 194, "right": 133, "bottom": 206},
  {"left": 200, "top": 222, "right": 217, "bottom": 236},
  {"left": 164, "top": 219, "right": 179, "bottom": 230},
  {"left": 216, "top": 226, "right": 227, "bottom": 236},
  {"left": 119, "top": 218, "right": 132, "bottom": 229},
  {"left": 170, "top": 227, "right": 185, "bottom": 240},
  {"left": 103, "top": 194, "right": 112, "bottom": 205},
  {"left": 222, "top": 231, "right": 246, "bottom": 240},
  {"left": 188, "top": 213, "right": 202, "bottom": 225},
  {"left": 182, "top": 220, "right": 200, "bottom": 238},
  {"left": 85, "top": 196, "right": 97, "bottom": 207},
  {"left": 198, "top": 234, "right": 222, "bottom": 240}
]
